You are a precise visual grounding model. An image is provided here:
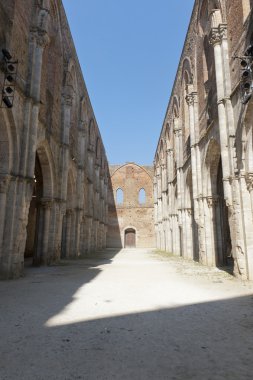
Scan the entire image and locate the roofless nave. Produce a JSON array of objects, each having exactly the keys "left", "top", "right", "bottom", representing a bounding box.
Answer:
[{"left": 1, "top": 0, "right": 253, "bottom": 281}]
